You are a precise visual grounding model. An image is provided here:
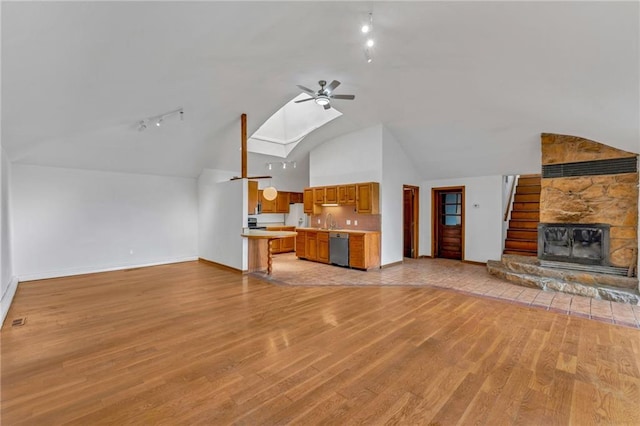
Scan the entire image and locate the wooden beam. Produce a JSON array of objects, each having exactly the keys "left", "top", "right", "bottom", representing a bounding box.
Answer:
[{"left": 241, "top": 113, "right": 247, "bottom": 178}]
